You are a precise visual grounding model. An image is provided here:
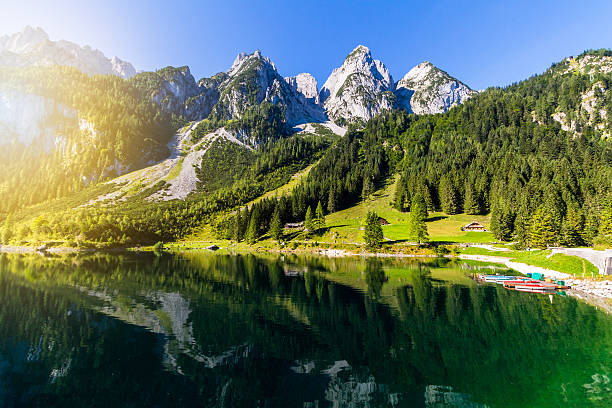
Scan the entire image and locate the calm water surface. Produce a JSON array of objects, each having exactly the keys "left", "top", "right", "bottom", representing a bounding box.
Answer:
[{"left": 0, "top": 252, "right": 610, "bottom": 407}]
